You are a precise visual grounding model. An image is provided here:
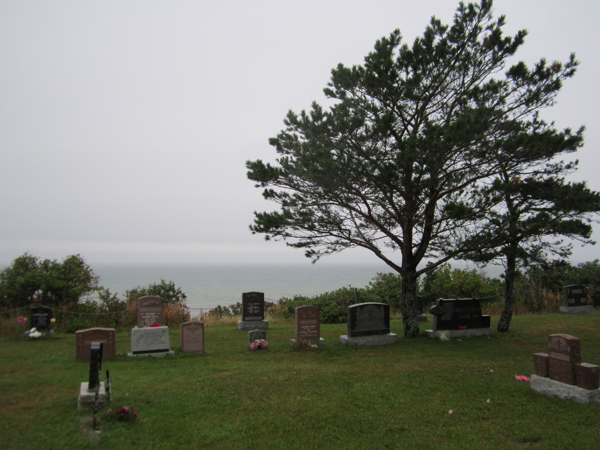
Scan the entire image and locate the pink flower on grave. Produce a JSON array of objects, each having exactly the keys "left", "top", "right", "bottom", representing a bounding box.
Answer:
[
  {"left": 17, "top": 317, "right": 27, "bottom": 324},
  {"left": 515, "top": 375, "right": 531, "bottom": 381},
  {"left": 107, "top": 409, "right": 113, "bottom": 415}
]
